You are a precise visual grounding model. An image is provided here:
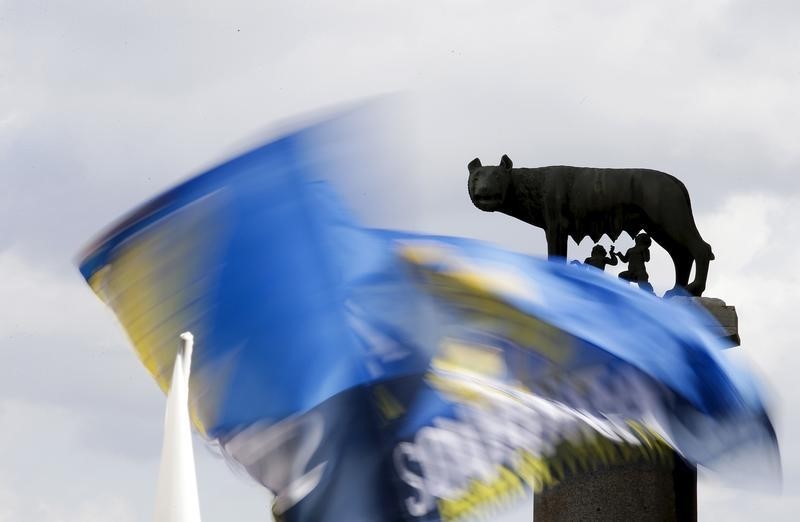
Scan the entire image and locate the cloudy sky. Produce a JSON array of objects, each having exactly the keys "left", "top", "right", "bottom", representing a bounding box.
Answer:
[{"left": 2, "top": 0, "right": 799, "bottom": 520}]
